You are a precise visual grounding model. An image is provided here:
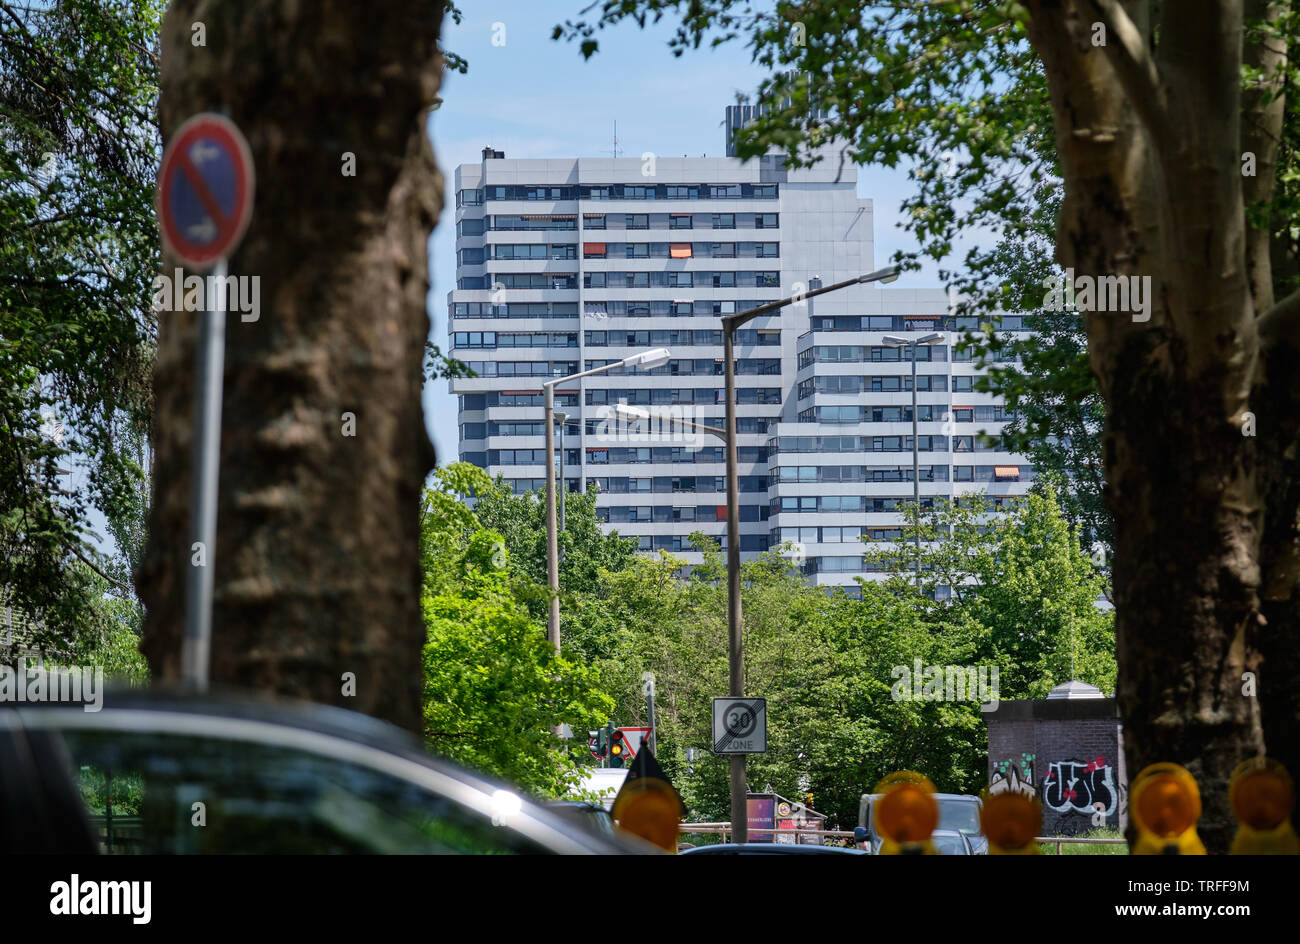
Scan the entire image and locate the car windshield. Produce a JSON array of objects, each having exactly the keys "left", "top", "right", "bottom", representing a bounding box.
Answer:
[
  {"left": 932, "top": 834, "right": 967, "bottom": 854},
  {"left": 937, "top": 799, "right": 981, "bottom": 834}
]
